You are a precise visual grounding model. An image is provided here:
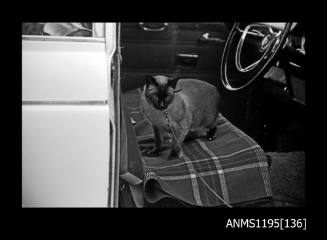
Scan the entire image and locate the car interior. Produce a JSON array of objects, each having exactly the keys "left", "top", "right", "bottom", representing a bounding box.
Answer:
[
  {"left": 119, "top": 22, "right": 305, "bottom": 207},
  {"left": 22, "top": 22, "right": 305, "bottom": 207}
]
